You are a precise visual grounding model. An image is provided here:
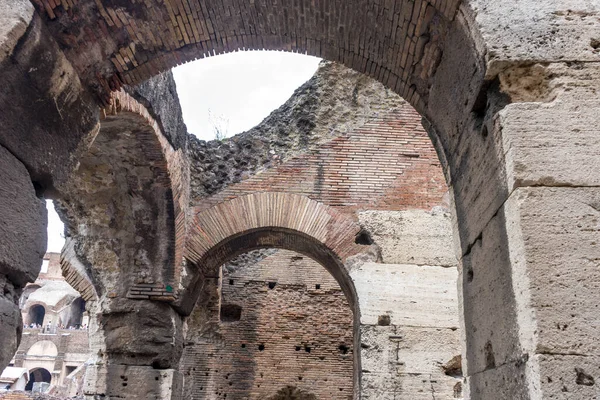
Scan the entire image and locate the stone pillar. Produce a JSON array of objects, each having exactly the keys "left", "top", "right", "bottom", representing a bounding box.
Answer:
[
  {"left": 455, "top": 63, "right": 600, "bottom": 399},
  {"left": 0, "top": 145, "right": 47, "bottom": 370},
  {"left": 83, "top": 299, "right": 184, "bottom": 399}
]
